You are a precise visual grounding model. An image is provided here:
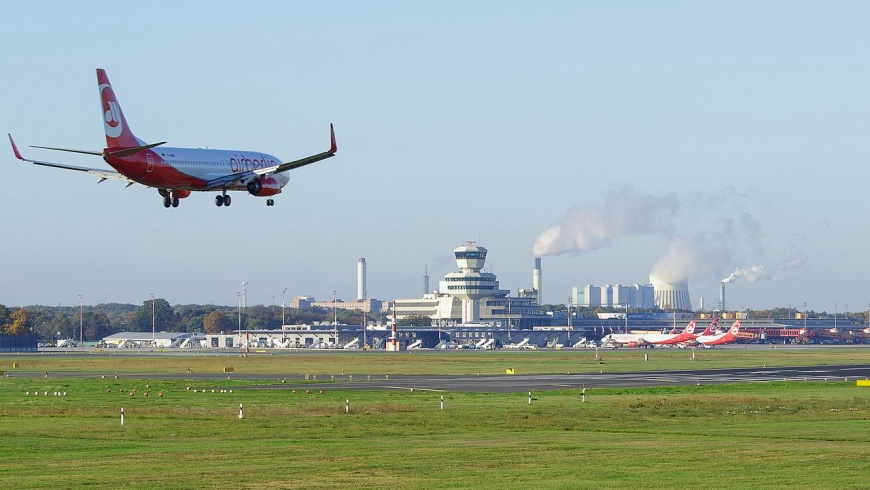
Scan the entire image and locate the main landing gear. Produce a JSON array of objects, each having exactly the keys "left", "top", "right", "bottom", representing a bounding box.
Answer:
[
  {"left": 159, "top": 189, "right": 180, "bottom": 208},
  {"left": 215, "top": 193, "right": 232, "bottom": 207},
  {"left": 266, "top": 199, "right": 275, "bottom": 206}
]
